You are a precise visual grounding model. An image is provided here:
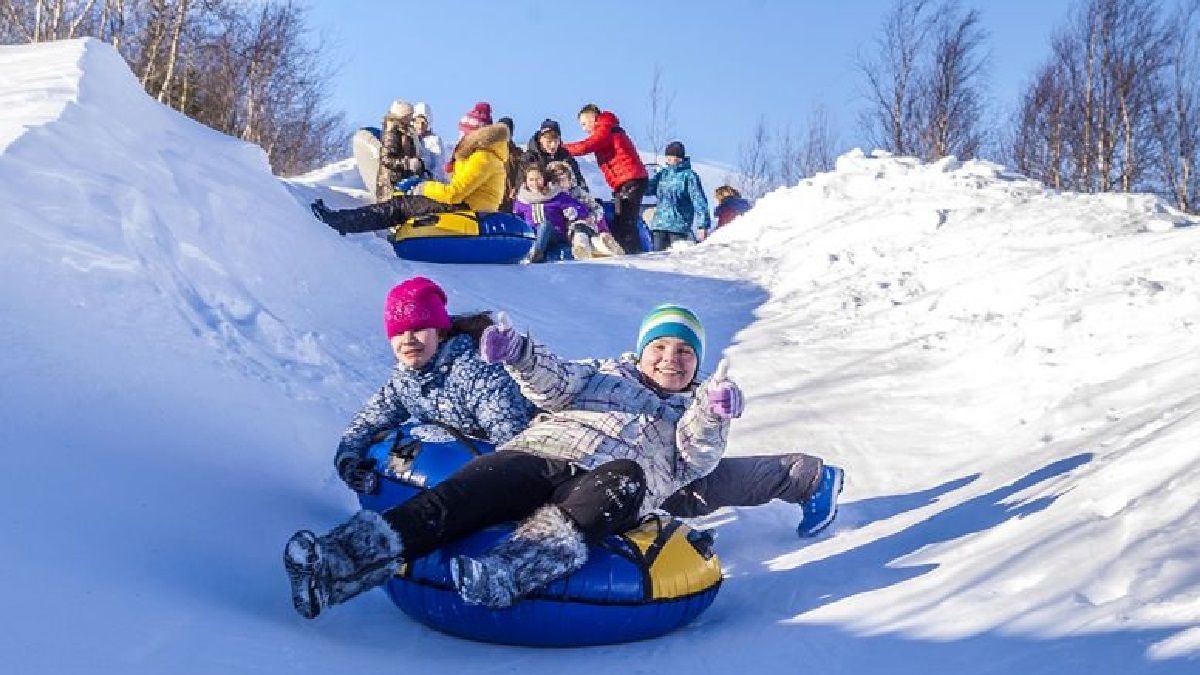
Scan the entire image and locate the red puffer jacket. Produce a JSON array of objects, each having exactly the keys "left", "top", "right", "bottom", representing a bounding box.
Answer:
[{"left": 563, "top": 111, "right": 648, "bottom": 190}]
